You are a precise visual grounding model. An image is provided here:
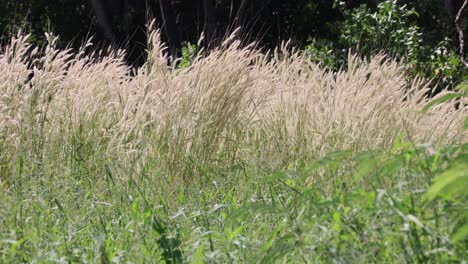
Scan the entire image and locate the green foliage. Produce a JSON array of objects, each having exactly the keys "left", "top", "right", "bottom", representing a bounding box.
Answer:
[
  {"left": 224, "top": 136, "right": 468, "bottom": 262},
  {"left": 304, "top": 38, "right": 342, "bottom": 70},
  {"left": 422, "top": 81, "right": 468, "bottom": 113},
  {"left": 3, "top": 131, "right": 466, "bottom": 262},
  {"left": 424, "top": 145, "right": 468, "bottom": 243},
  {"left": 340, "top": 0, "right": 422, "bottom": 58},
  {"left": 422, "top": 81, "right": 468, "bottom": 245},
  {"left": 306, "top": 0, "right": 467, "bottom": 88},
  {"left": 179, "top": 42, "right": 199, "bottom": 68}
]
